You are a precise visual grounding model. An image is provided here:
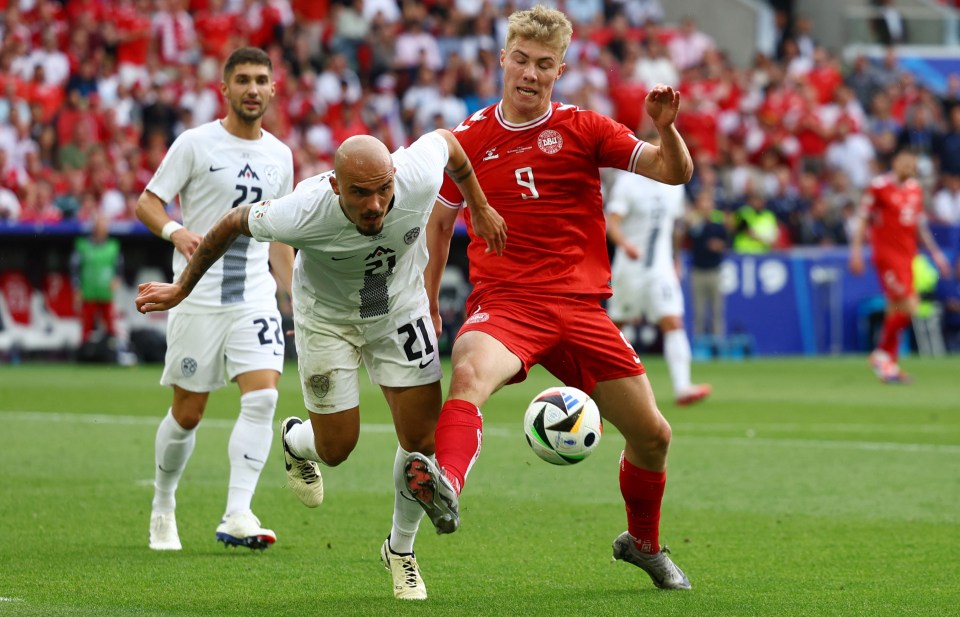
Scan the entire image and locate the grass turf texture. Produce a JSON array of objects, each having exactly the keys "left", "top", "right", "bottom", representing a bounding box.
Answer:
[{"left": 1, "top": 356, "right": 958, "bottom": 616}]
